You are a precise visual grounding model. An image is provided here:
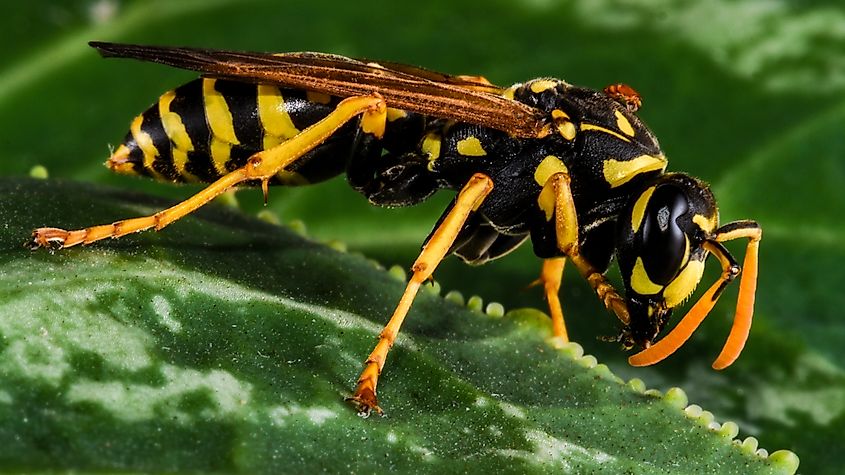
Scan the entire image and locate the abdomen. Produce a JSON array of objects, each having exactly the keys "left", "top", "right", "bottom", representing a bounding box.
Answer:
[{"left": 107, "top": 78, "right": 356, "bottom": 185}]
